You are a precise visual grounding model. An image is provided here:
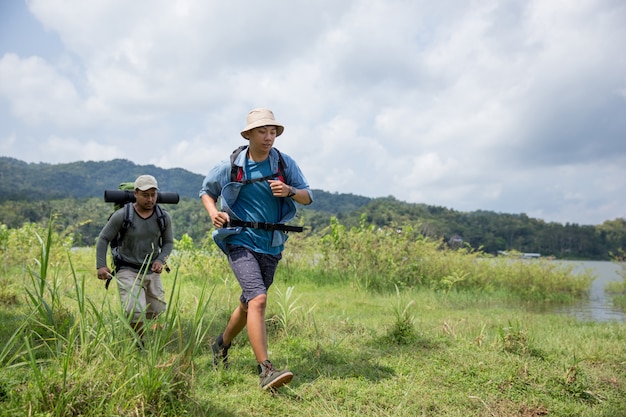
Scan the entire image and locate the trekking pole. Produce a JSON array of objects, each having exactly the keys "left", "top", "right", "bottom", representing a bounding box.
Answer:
[{"left": 105, "top": 271, "right": 115, "bottom": 290}]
